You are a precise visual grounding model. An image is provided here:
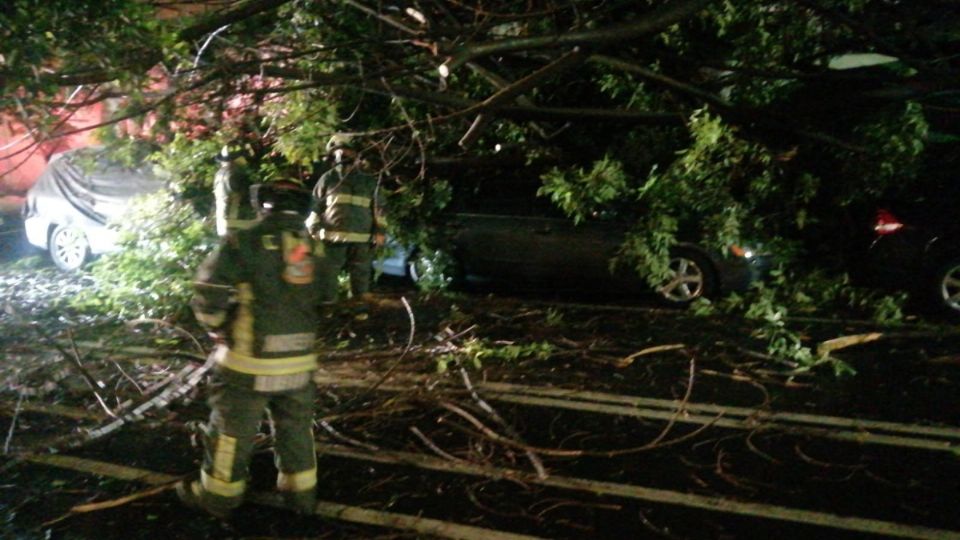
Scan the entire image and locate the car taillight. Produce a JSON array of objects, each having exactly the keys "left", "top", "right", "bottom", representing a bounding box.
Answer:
[
  {"left": 874, "top": 209, "right": 904, "bottom": 235},
  {"left": 729, "top": 244, "right": 755, "bottom": 259}
]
